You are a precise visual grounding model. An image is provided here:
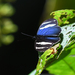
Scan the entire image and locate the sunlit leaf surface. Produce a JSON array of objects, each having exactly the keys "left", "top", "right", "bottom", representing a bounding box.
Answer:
[
  {"left": 46, "top": 23, "right": 75, "bottom": 75},
  {"left": 50, "top": 9, "right": 75, "bottom": 26}
]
